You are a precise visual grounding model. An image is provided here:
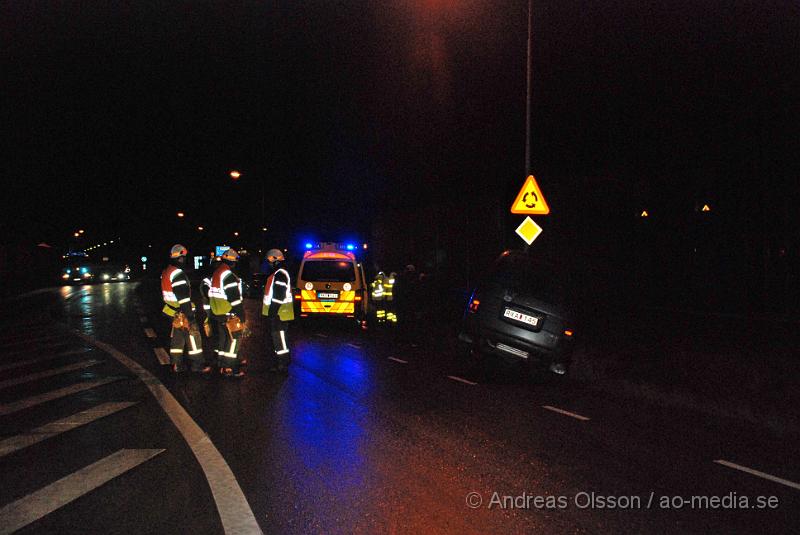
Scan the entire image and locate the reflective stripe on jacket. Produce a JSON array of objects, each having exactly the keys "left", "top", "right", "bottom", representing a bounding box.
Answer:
[
  {"left": 262, "top": 268, "right": 294, "bottom": 320},
  {"left": 161, "top": 265, "right": 192, "bottom": 317},
  {"left": 210, "top": 264, "right": 243, "bottom": 316}
]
